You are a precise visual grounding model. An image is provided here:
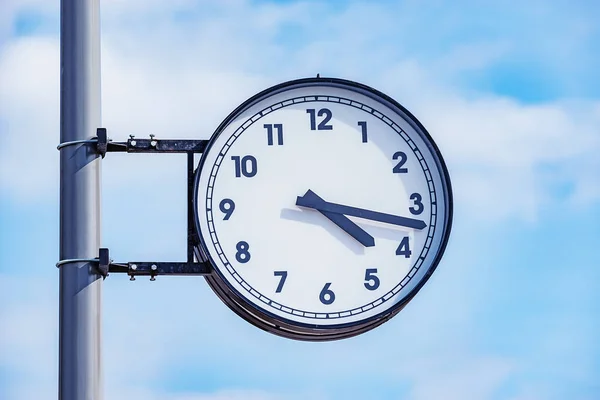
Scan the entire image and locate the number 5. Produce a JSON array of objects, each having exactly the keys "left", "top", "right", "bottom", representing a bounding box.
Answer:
[{"left": 364, "top": 268, "right": 380, "bottom": 290}]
